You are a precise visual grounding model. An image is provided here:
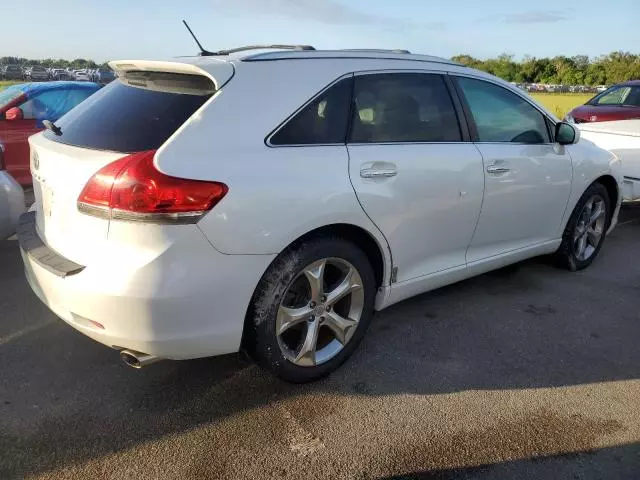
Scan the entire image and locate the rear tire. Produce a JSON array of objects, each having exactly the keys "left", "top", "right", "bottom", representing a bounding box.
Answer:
[
  {"left": 555, "top": 182, "right": 611, "bottom": 271},
  {"left": 244, "top": 236, "right": 376, "bottom": 383}
]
